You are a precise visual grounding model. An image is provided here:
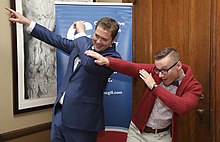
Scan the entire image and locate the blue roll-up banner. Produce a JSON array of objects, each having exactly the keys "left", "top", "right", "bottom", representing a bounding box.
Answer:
[{"left": 55, "top": 2, "right": 132, "bottom": 141}]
